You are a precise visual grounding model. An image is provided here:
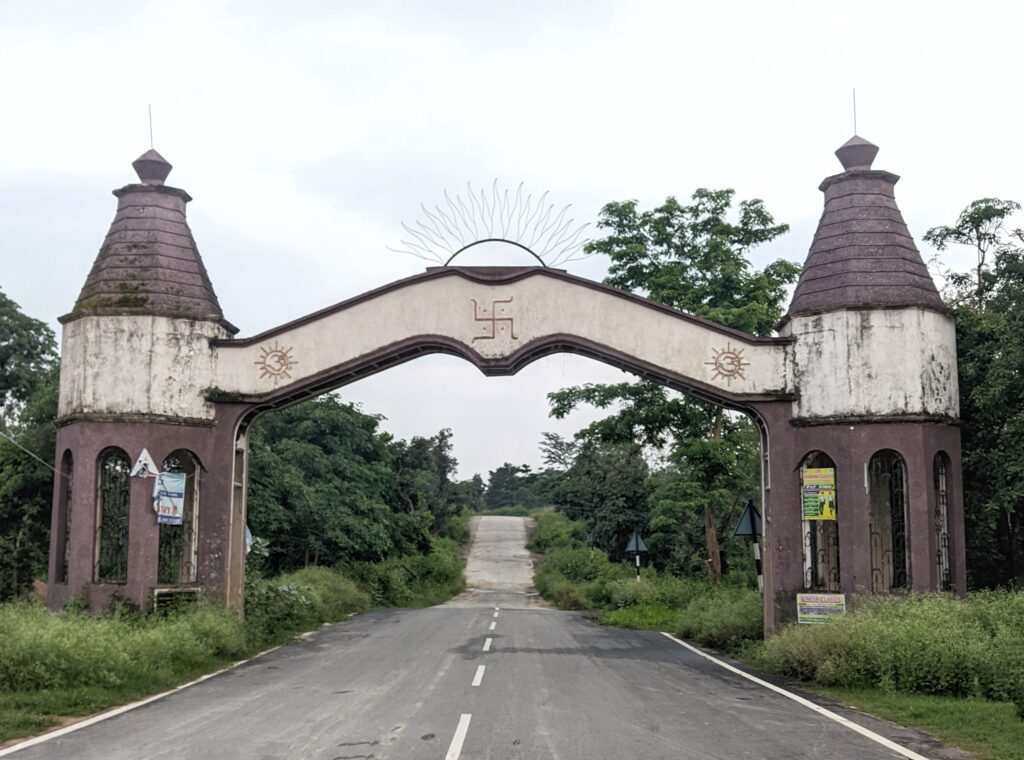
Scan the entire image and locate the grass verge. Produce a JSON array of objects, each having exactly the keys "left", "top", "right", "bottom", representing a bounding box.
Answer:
[
  {"left": 817, "top": 687, "right": 1024, "bottom": 760},
  {"left": 0, "top": 537, "right": 466, "bottom": 745}
]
